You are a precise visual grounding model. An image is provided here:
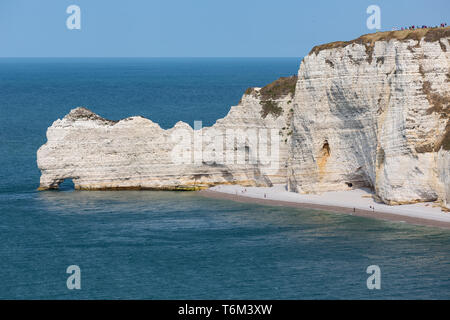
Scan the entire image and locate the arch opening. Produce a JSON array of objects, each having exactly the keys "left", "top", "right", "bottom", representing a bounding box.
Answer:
[{"left": 59, "top": 178, "right": 75, "bottom": 191}]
